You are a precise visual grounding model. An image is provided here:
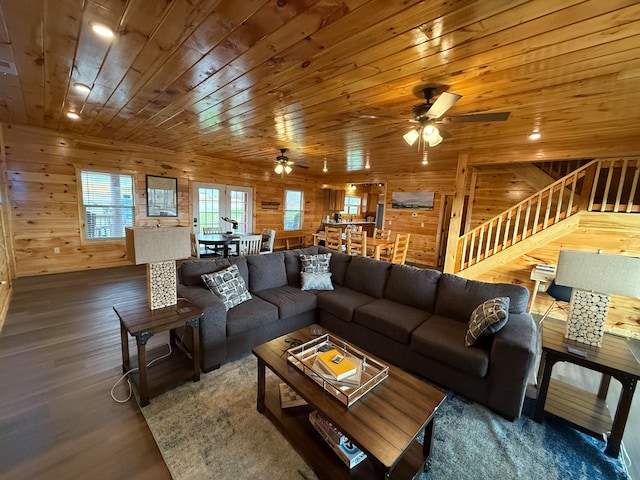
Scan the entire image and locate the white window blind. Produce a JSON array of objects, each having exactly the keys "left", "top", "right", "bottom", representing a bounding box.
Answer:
[{"left": 81, "top": 171, "right": 134, "bottom": 239}]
